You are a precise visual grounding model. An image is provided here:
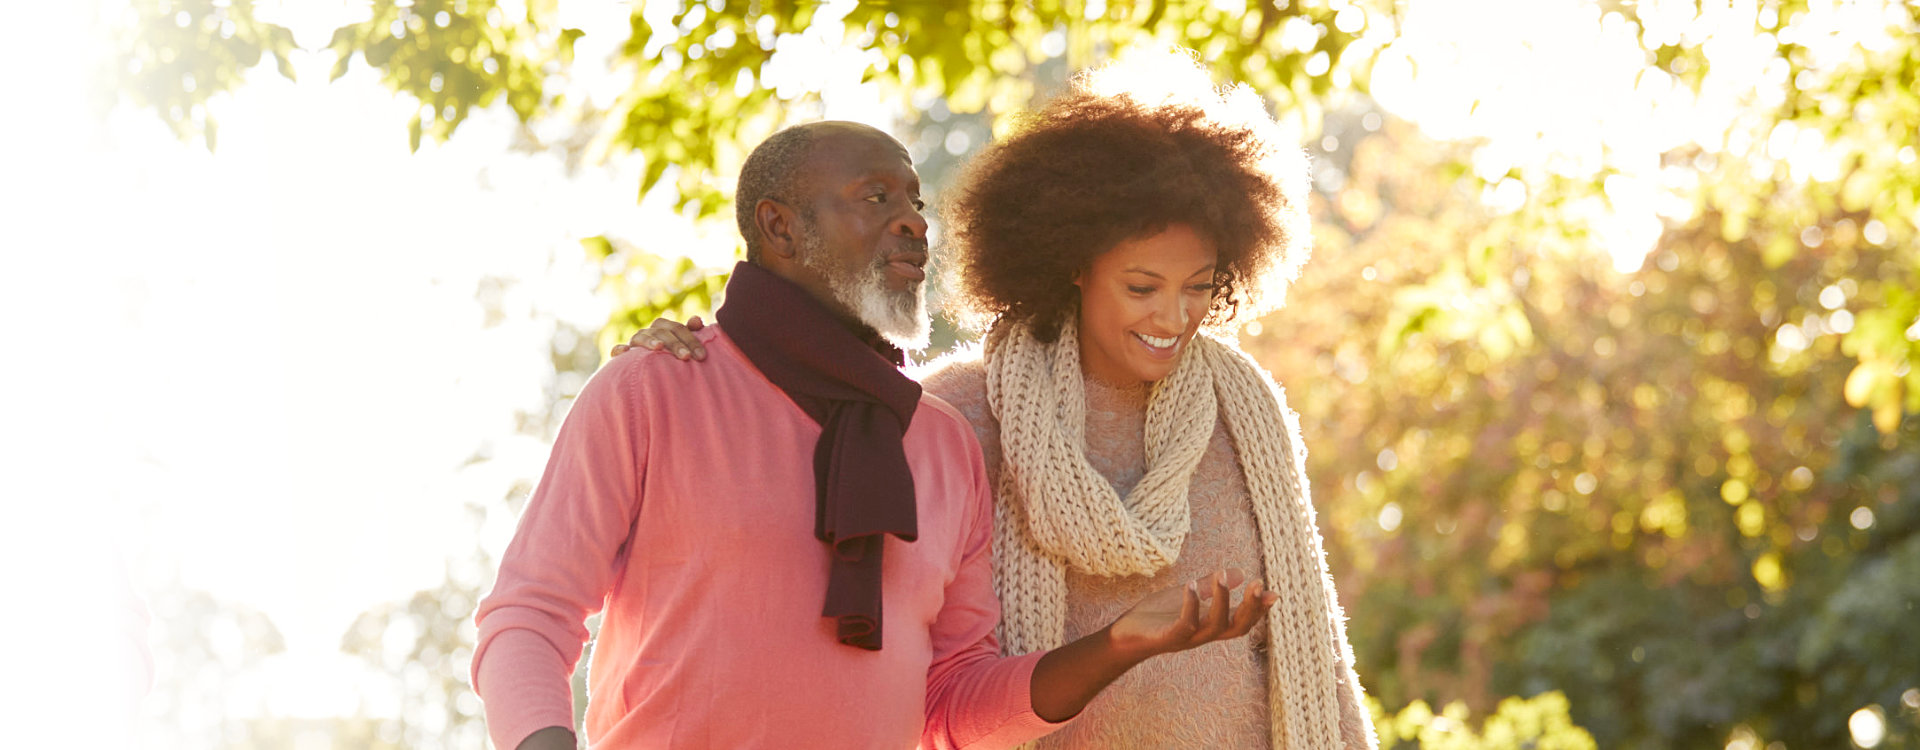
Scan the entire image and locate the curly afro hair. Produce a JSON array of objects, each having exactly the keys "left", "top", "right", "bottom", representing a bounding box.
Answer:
[{"left": 941, "top": 54, "right": 1312, "bottom": 343}]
